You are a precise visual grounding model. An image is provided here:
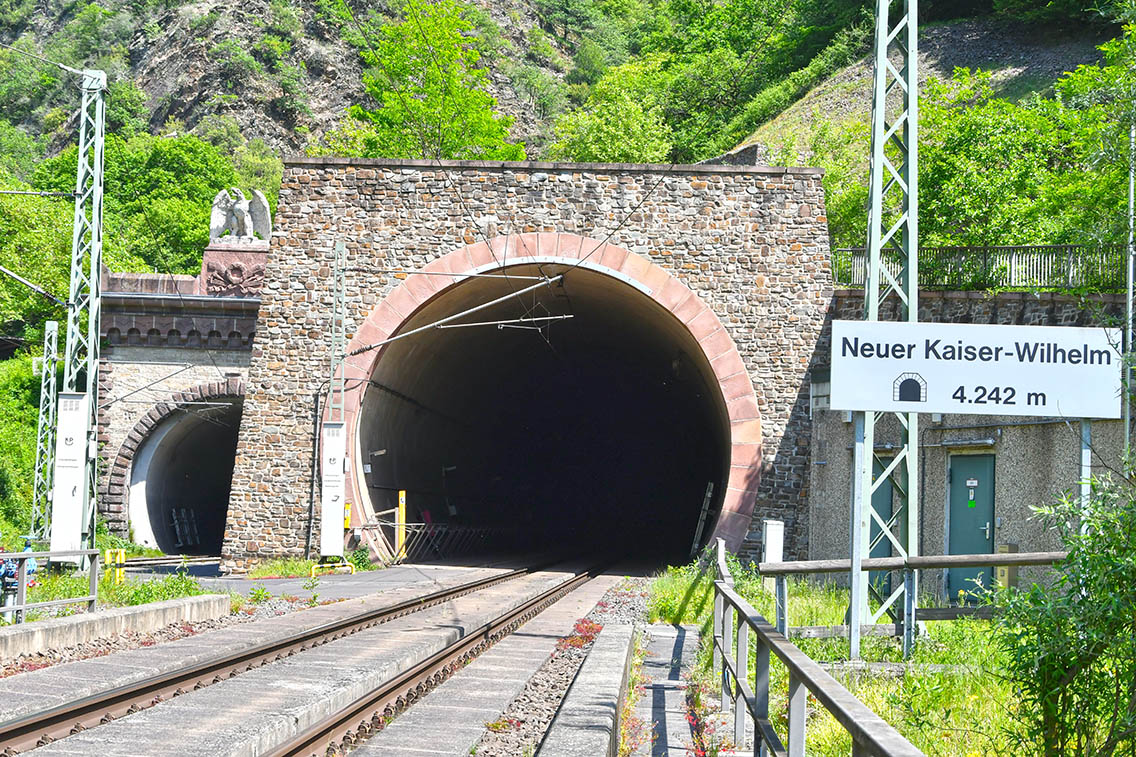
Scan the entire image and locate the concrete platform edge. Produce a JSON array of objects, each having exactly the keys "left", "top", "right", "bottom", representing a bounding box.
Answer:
[
  {"left": 537, "top": 623, "right": 636, "bottom": 757},
  {"left": 0, "top": 594, "right": 231, "bottom": 660}
]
